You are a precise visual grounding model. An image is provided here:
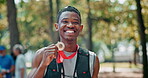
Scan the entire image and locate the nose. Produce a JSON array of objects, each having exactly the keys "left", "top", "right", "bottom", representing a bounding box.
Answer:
[{"left": 67, "top": 22, "right": 74, "bottom": 28}]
